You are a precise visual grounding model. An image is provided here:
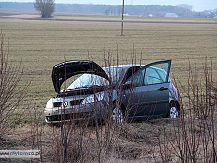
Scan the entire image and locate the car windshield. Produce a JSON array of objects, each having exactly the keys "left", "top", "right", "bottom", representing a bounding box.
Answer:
[
  {"left": 104, "top": 66, "right": 126, "bottom": 84},
  {"left": 67, "top": 66, "right": 125, "bottom": 89}
]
